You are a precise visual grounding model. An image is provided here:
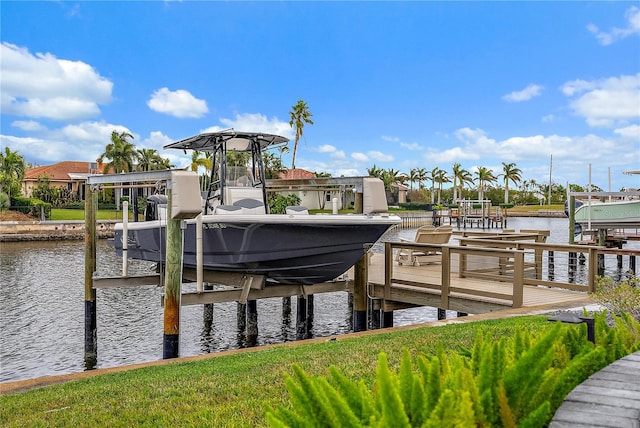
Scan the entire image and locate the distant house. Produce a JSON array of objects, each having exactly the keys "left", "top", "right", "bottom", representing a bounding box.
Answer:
[
  {"left": 389, "top": 182, "right": 409, "bottom": 205},
  {"left": 22, "top": 161, "right": 103, "bottom": 201},
  {"left": 277, "top": 168, "right": 317, "bottom": 180}
]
